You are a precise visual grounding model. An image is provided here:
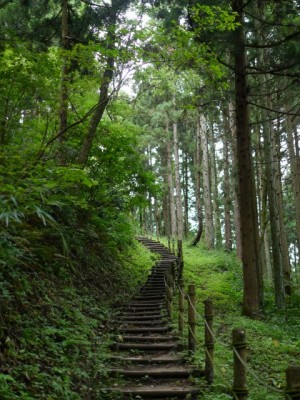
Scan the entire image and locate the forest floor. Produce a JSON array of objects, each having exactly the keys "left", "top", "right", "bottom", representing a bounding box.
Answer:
[{"left": 161, "top": 239, "right": 300, "bottom": 400}]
